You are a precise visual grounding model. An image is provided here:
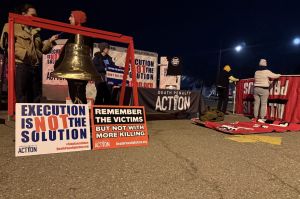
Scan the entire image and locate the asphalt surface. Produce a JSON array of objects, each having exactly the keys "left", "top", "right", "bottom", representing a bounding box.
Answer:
[{"left": 1, "top": 113, "right": 300, "bottom": 199}]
